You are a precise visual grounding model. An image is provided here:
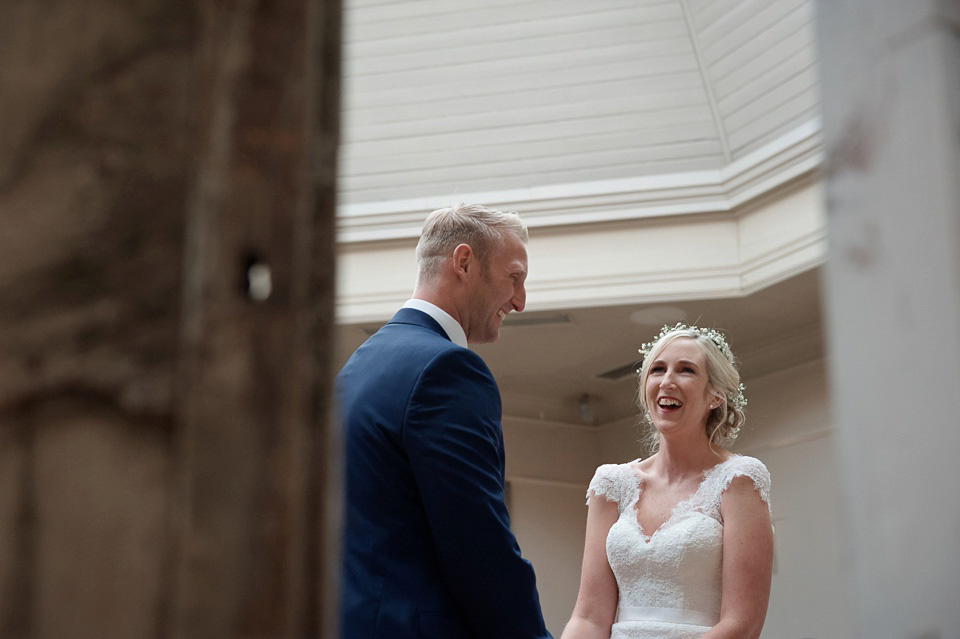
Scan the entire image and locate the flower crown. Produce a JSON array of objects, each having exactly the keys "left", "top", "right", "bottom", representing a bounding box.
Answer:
[{"left": 639, "top": 322, "right": 747, "bottom": 413}]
